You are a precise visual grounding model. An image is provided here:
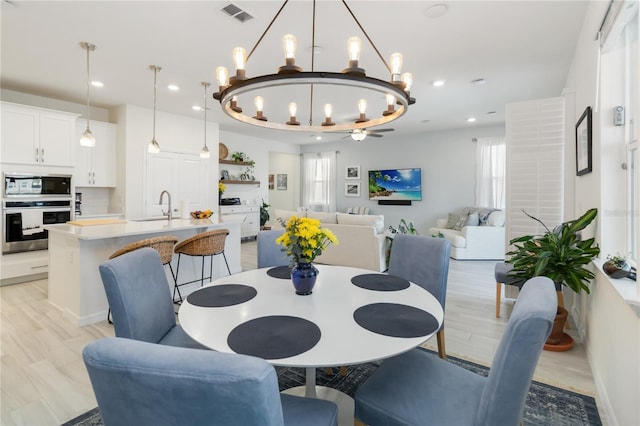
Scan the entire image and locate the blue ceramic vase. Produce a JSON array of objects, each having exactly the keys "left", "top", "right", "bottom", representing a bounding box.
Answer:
[{"left": 291, "top": 262, "right": 319, "bottom": 295}]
